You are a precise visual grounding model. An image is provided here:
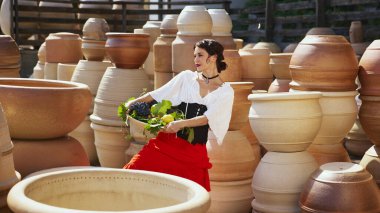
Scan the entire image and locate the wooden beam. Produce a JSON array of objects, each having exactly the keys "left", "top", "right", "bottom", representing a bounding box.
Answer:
[
  {"left": 316, "top": 0, "right": 327, "bottom": 27},
  {"left": 265, "top": 0, "right": 274, "bottom": 42}
]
